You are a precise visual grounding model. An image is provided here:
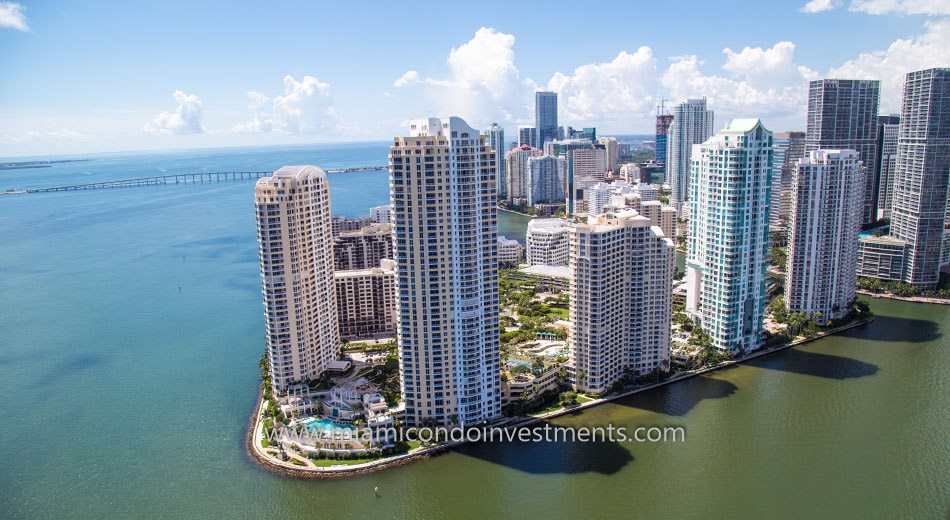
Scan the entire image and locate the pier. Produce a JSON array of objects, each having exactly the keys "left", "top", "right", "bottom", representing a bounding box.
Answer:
[{"left": 2, "top": 165, "right": 387, "bottom": 195}]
